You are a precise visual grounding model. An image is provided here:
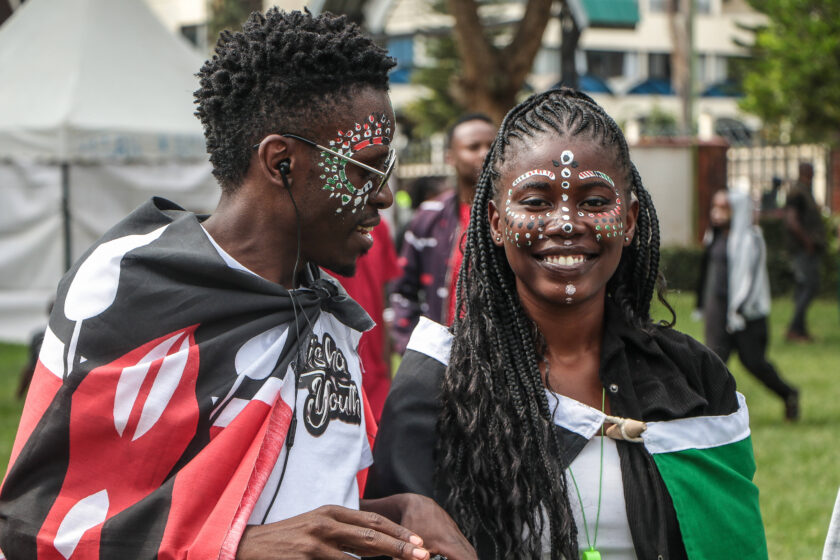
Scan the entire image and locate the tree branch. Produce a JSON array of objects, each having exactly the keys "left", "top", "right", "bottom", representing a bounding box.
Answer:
[
  {"left": 447, "top": 0, "right": 498, "bottom": 79},
  {"left": 503, "top": 0, "right": 554, "bottom": 82}
]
